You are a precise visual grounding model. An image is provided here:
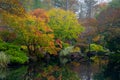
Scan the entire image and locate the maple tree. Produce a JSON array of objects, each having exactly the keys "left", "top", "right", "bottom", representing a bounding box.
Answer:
[{"left": 1, "top": 9, "right": 60, "bottom": 61}]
